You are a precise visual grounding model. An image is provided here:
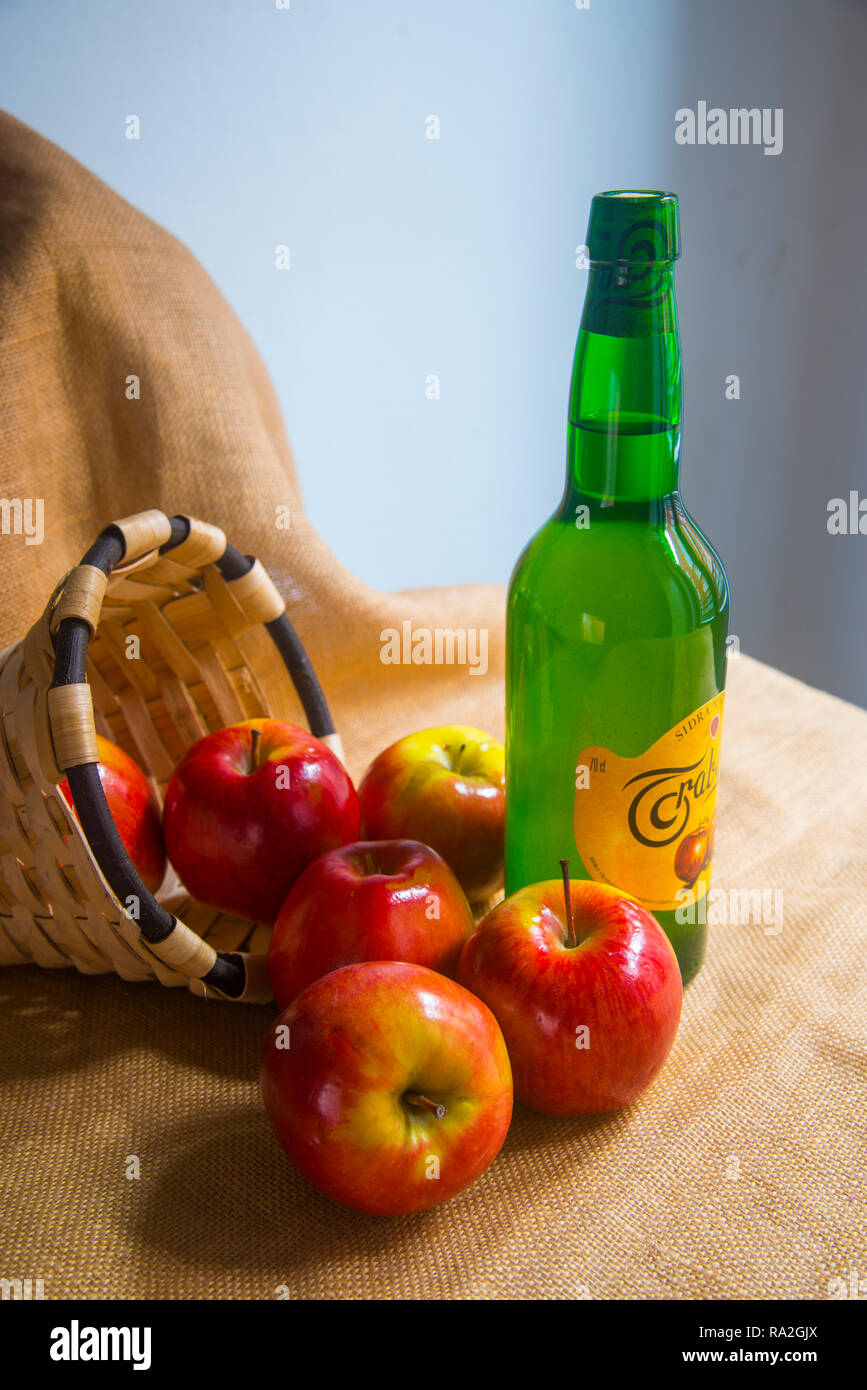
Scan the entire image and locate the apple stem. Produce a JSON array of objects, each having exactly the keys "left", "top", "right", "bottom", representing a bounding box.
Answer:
[
  {"left": 560, "top": 858, "right": 578, "bottom": 949},
  {"left": 405, "top": 1091, "right": 447, "bottom": 1119},
  {"left": 249, "top": 726, "right": 262, "bottom": 772},
  {"left": 449, "top": 742, "right": 466, "bottom": 773}
]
